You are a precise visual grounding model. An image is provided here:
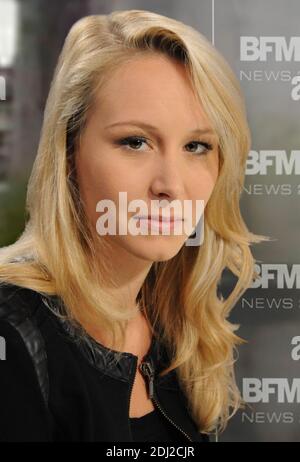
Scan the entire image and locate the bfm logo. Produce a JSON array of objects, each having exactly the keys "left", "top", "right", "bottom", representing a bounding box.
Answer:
[
  {"left": 246, "top": 151, "right": 300, "bottom": 175},
  {"left": 0, "top": 336, "right": 5, "bottom": 360},
  {"left": 0, "top": 76, "right": 6, "bottom": 101},
  {"left": 240, "top": 37, "right": 300, "bottom": 61},
  {"left": 251, "top": 263, "right": 300, "bottom": 289},
  {"left": 240, "top": 37, "right": 300, "bottom": 100},
  {"left": 243, "top": 378, "right": 300, "bottom": 403},
  {"left": 243, "top": 339, "right": 300, "bottom": 403}
]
